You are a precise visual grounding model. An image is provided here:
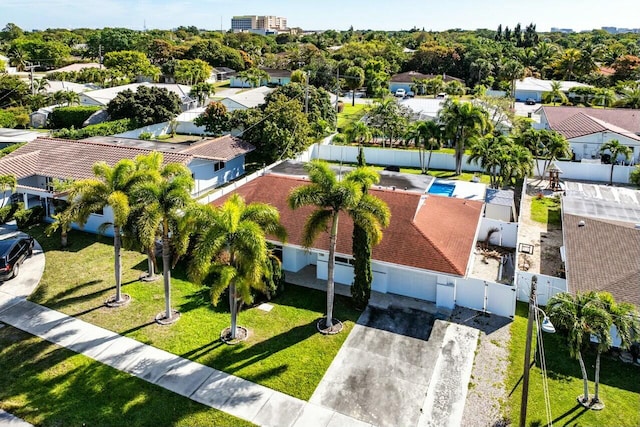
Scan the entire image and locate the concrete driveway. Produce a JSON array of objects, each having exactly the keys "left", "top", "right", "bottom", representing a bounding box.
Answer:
[
  {"left": 0, "top": 229, "right": 45, "bottom": 299},
  {"left": 310, "top": 306, "right": 478, "bottom": 427}
]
